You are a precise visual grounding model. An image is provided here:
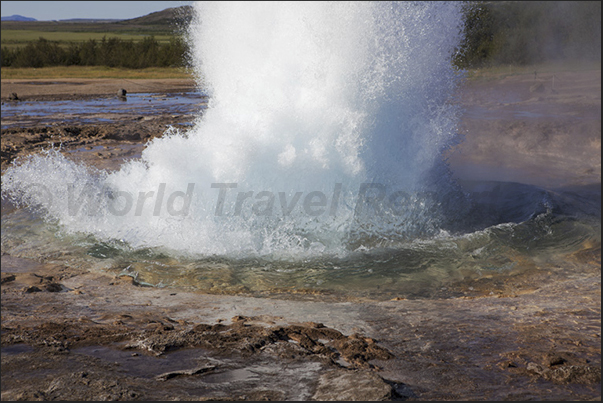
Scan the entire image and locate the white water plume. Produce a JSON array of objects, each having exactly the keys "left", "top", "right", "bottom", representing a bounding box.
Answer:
[{"left": 2, "top": 2, "right": 466, "bottom": 258}]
